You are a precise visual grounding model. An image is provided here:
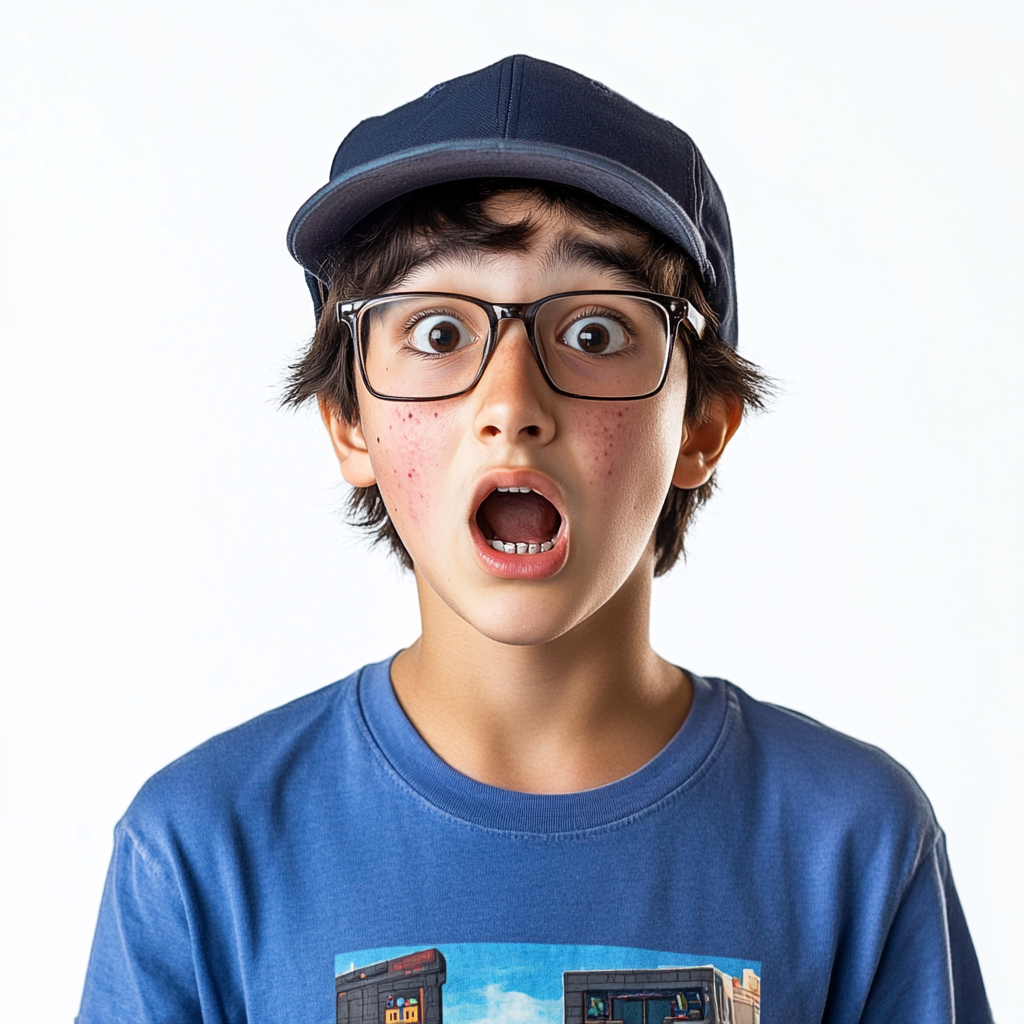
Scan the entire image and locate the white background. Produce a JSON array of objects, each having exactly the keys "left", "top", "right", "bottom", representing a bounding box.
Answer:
[{"left": 1, "top": 2, "right": 1021, "bottom": 1021}]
